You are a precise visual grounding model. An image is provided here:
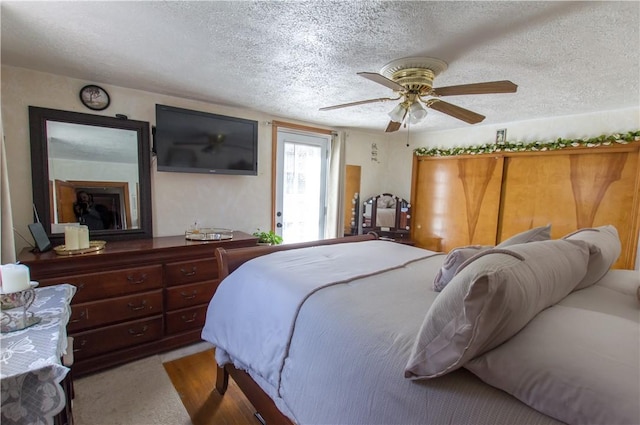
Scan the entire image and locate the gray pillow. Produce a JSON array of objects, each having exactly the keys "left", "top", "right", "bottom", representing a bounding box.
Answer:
[
  {"left": 405, "top": 239, "right": 590, "bottom": 379},
  {"left": 432, "top": 245, "right": 492, "bottom": 291},
  {"left": 465, "top": 297, "right": 640, "bottom": 425},
  {"left": 562, "top": 225, "right": 621, "bottom": 290},
  {"left": 496, "top": 224, "right": 551, "bottom": 247},
  {"left": 432, "top": 225, "right": 552, "bottom": 292}
]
